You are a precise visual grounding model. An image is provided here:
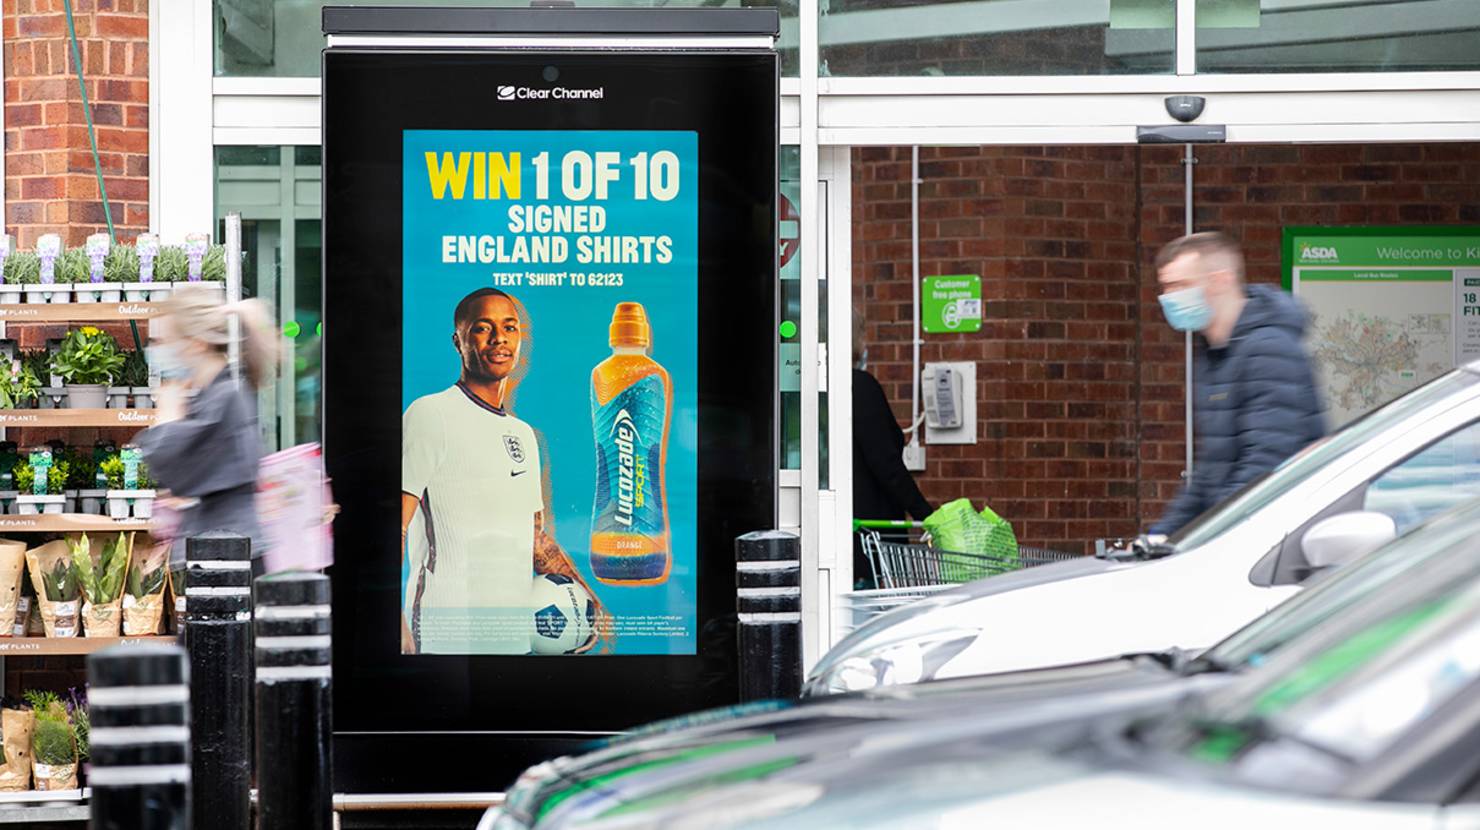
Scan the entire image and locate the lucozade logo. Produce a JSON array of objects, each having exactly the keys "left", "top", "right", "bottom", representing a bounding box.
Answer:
[{"left": 1300, "top": 243, "right": 1339, "bottom": 263}]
